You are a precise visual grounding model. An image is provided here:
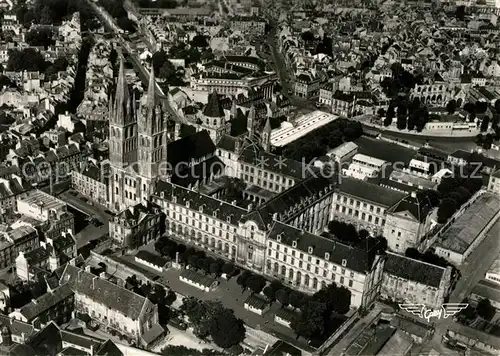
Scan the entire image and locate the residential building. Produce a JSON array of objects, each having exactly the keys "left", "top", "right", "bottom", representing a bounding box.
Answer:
[
  {"left": 327, "top": 142, "right": 359, "bottom": 165},
  {"left": 381, "top": 252, "right": 452, "bottom": 308},
  {"left": 0, "top": 226, "right": 39, "bottom": 269},
  {"left": 59, "top": 264, "right": 165, "bottom": 348},
  {"left": 9, "top": 283, "right": 75, "bottom": 328},
  {"left": 110, "top": 202, "right": 165, "bottom": 248},
  {"left": 229, "top": 16, "right": 266, "bottom": 35},
  {"left": 71, "top": 160, "right": 109, "bottom": 206},
  {"left": 331, "top": 91, "right": 355, "bottom": 117},
  {"left": 294, "top": 73, "right": 320, "bottom": 99}
]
